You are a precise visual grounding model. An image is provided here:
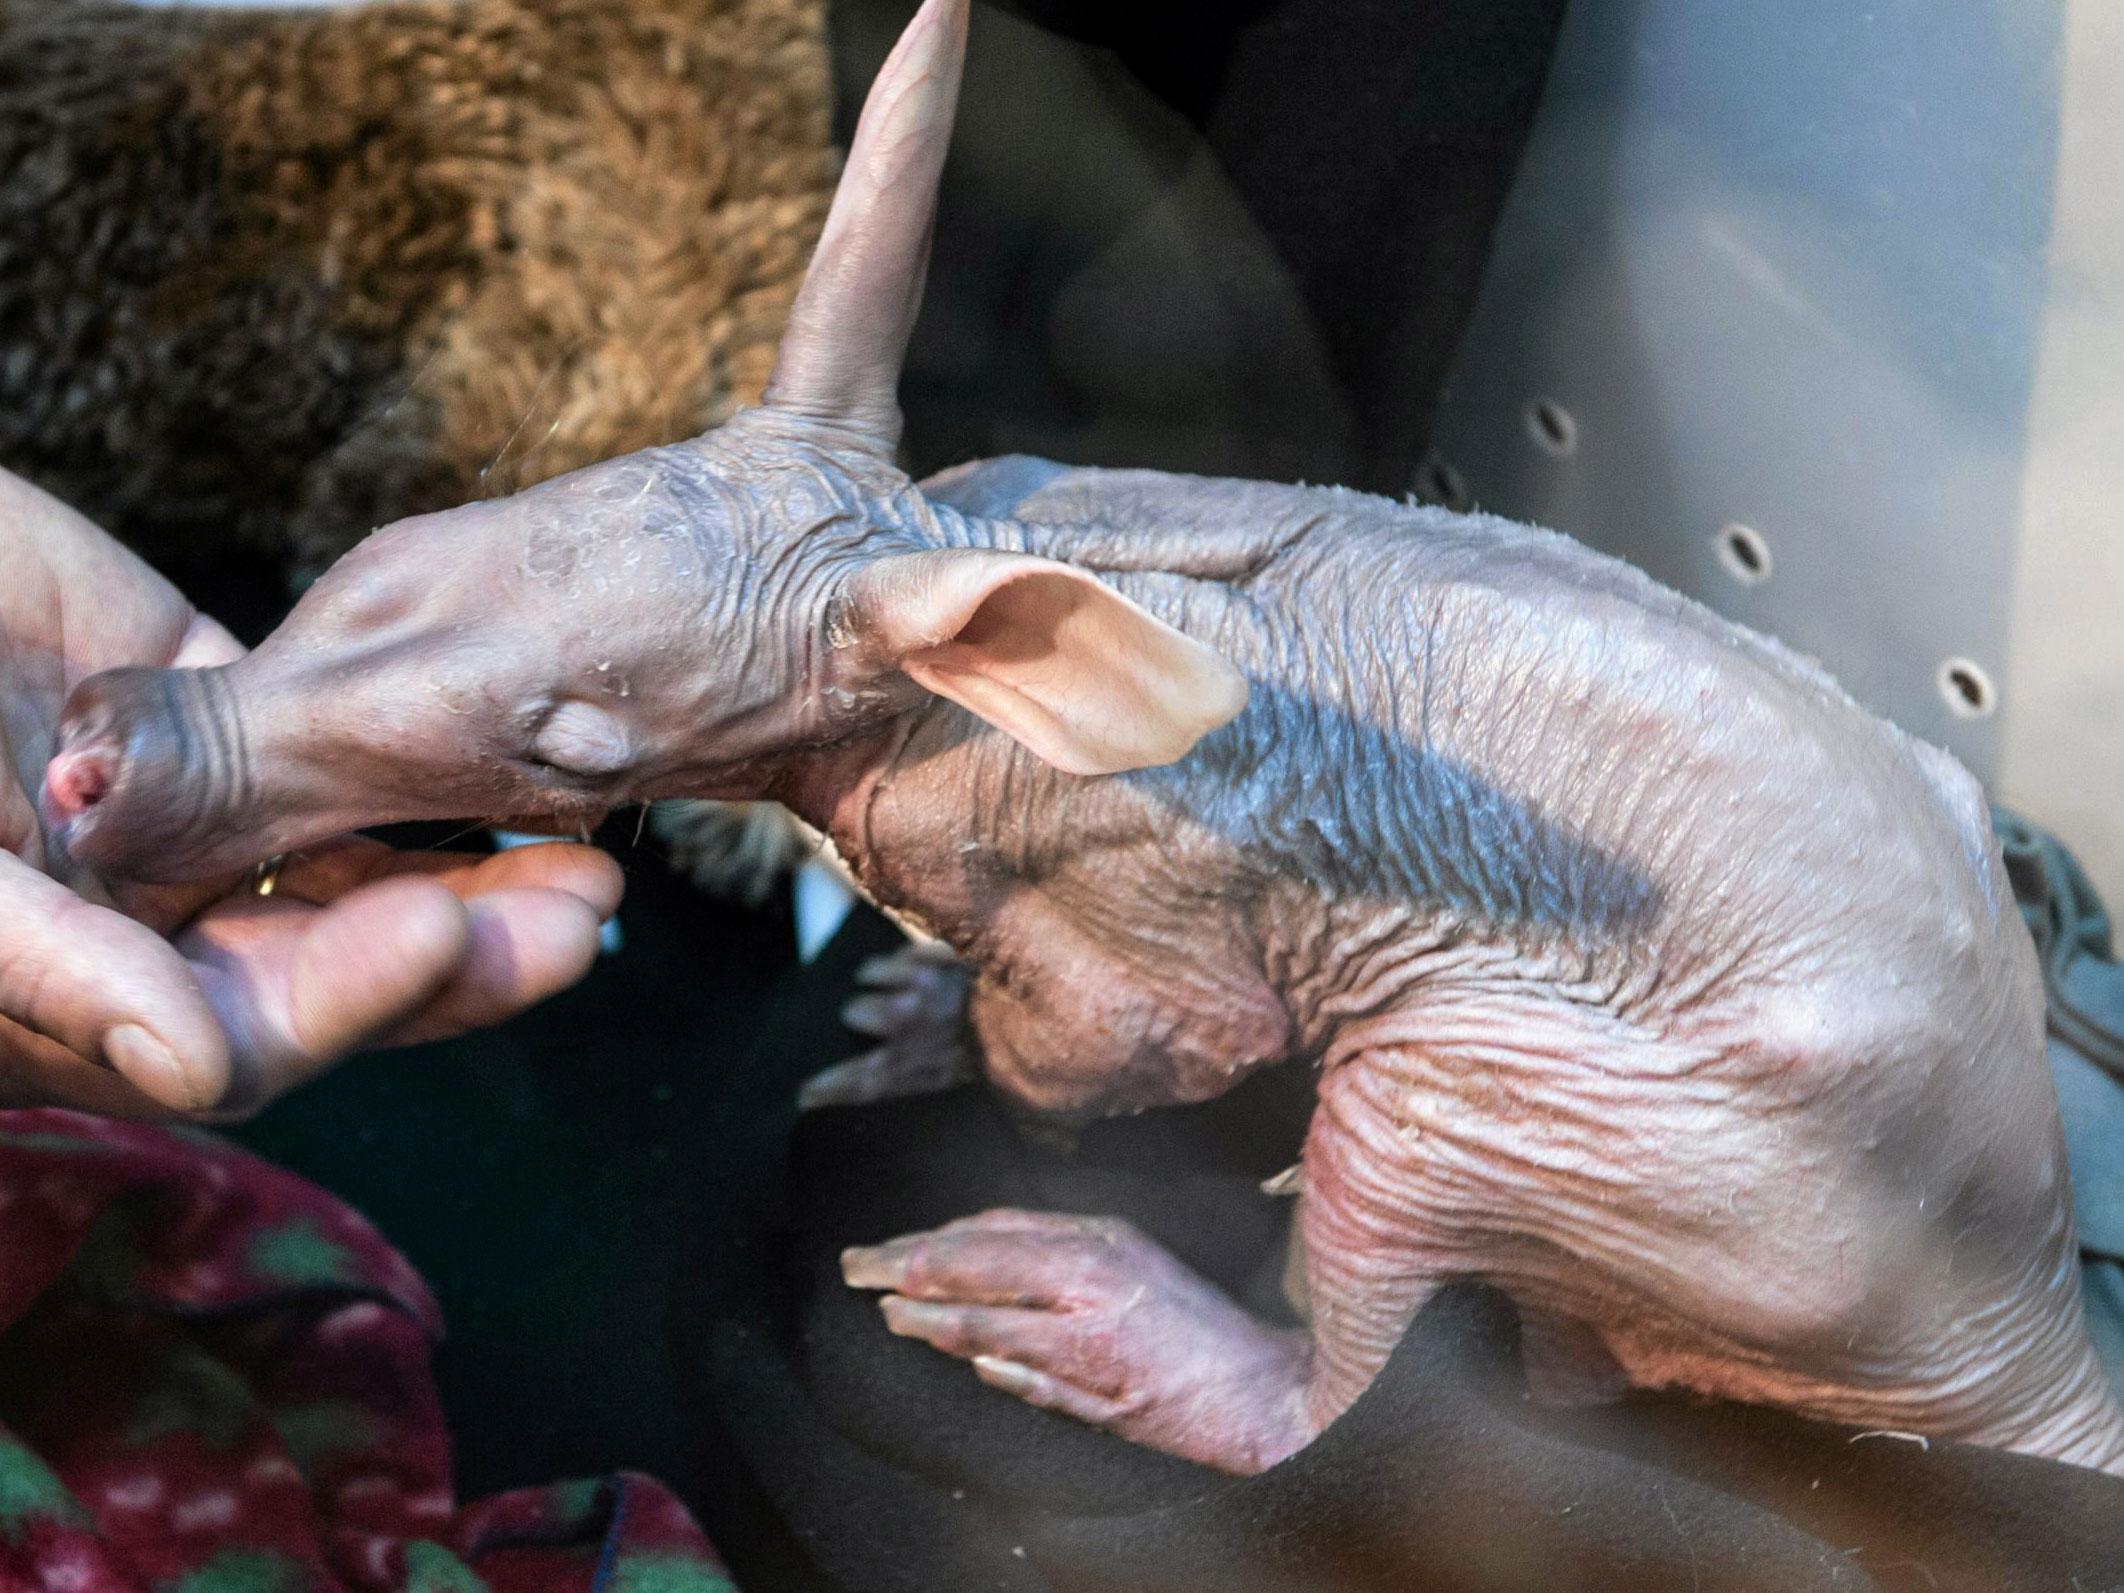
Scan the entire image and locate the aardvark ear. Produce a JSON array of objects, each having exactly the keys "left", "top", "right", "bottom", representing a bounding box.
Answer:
[
  {"left": 840, "top": 548, "right": 1248, "bottom": 775},
  {"left": 761, "top": 0, "right": 970, "bottom": 450}
]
